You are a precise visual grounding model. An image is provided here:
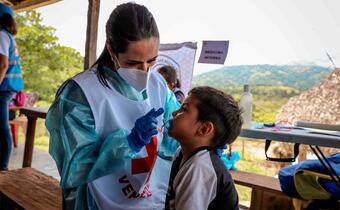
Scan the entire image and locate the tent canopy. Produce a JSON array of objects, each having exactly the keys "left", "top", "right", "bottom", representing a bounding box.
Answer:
[{"left": 2, "top": 0, "right": 99, "bottom": 69}]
